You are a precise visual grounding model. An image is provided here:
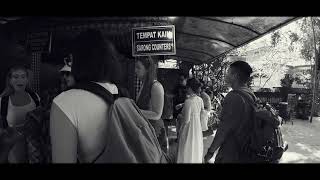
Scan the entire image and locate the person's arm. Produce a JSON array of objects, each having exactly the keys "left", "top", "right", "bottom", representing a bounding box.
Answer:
[
  {"left": 179, "top": 99, "right": 192, "bottom": 133},
  {"left": 140, "top": 82, "right": 164, "bottom": 120},
  {"left": 205, "top": 93, "right": 245, "bottom": 158},
  {"left": 172, "top": 86, "right": 178, "bottom": 105},
  {"left": 0, "top": 127, "right": 24, "bottom": 163},
  {"left": 0, "top": 144, "right": 10, "bottom": 163},
  {"left": 0, "top": 129, "right": 12, "bottom": 163},
  {"left": 35, "top": 92, "right": 41, "bottom": 103},
  {"left": 206, "top": 95, "right": 212, "bottom": 111},
  {"left": 0, "top": 98, "right": 2, "bottom": 129},
  {"left": 0, "top": 129, "right": 11, "bottom": 163},
  {"left": 50, "top": 102, "right": 78, "bottom": 163},
  {"left": 202, "top": 93, "right": 211, "bottom": 111},
  {"left": 200, "top": 97, "right": 209, "bottom": 131}
]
